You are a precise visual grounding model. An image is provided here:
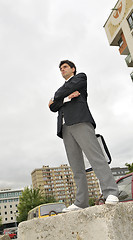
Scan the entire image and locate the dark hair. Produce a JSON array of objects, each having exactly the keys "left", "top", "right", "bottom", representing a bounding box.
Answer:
[{"left": 59, "top": 60, "right": 77, "bottom": 75}]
